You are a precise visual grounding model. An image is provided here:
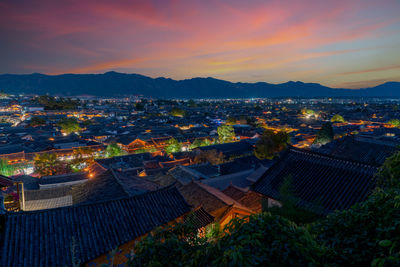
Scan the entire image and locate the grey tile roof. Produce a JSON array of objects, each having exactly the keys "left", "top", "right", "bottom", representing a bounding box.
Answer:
[
  {"left": 1, "top": 186, "right": 191, "bottom": 267},
  {"left": 111, "top": 169, "right": 161, "bottom": 196},
  {"left": 24, "top": 195, "right": 73, "bottom": 211},
  {"left": 316, "top": 135, "right": 399, "bottom": 165},
  {"left": 252, "top": 147, "right": 378, "bottom": 215},
  {"left": 71, "top": 170, "right": 129, "bottom": 205},
  {"left": 24, "top": 186, "right": 72, "bottom": 201},
  {"left": 95, "top": 153, "right": 152, "bottom": 170},
  {"left": 184, "top": 207, "right": 214, "bottom": 229},
  {"left": 202, "top": 169, "right": 254, "bottom": 190},
  {"left": 168, "top": 165, "right": 207, "bottom": 185},
  {"left": 39, "top": 172, "right": 88, "bottom": 186}
]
